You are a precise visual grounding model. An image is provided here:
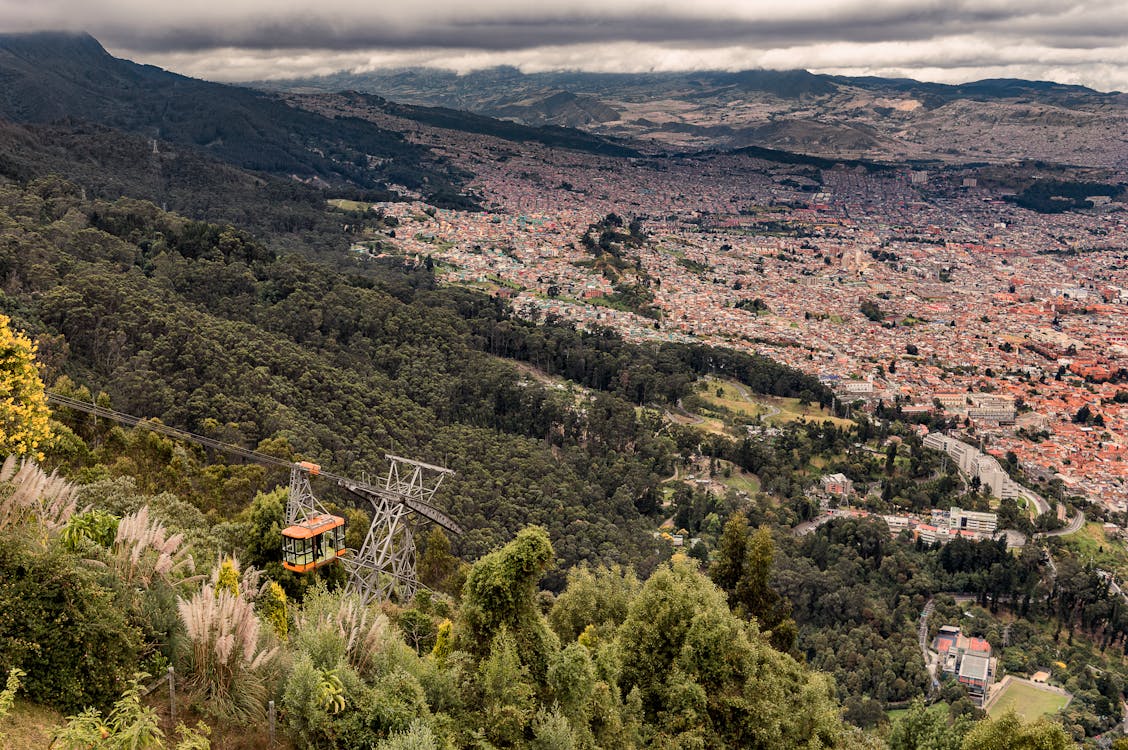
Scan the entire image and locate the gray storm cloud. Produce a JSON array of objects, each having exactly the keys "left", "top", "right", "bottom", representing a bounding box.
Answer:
[{"left": 0, "top": 0, "right": 1126, "bottom": 90}]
